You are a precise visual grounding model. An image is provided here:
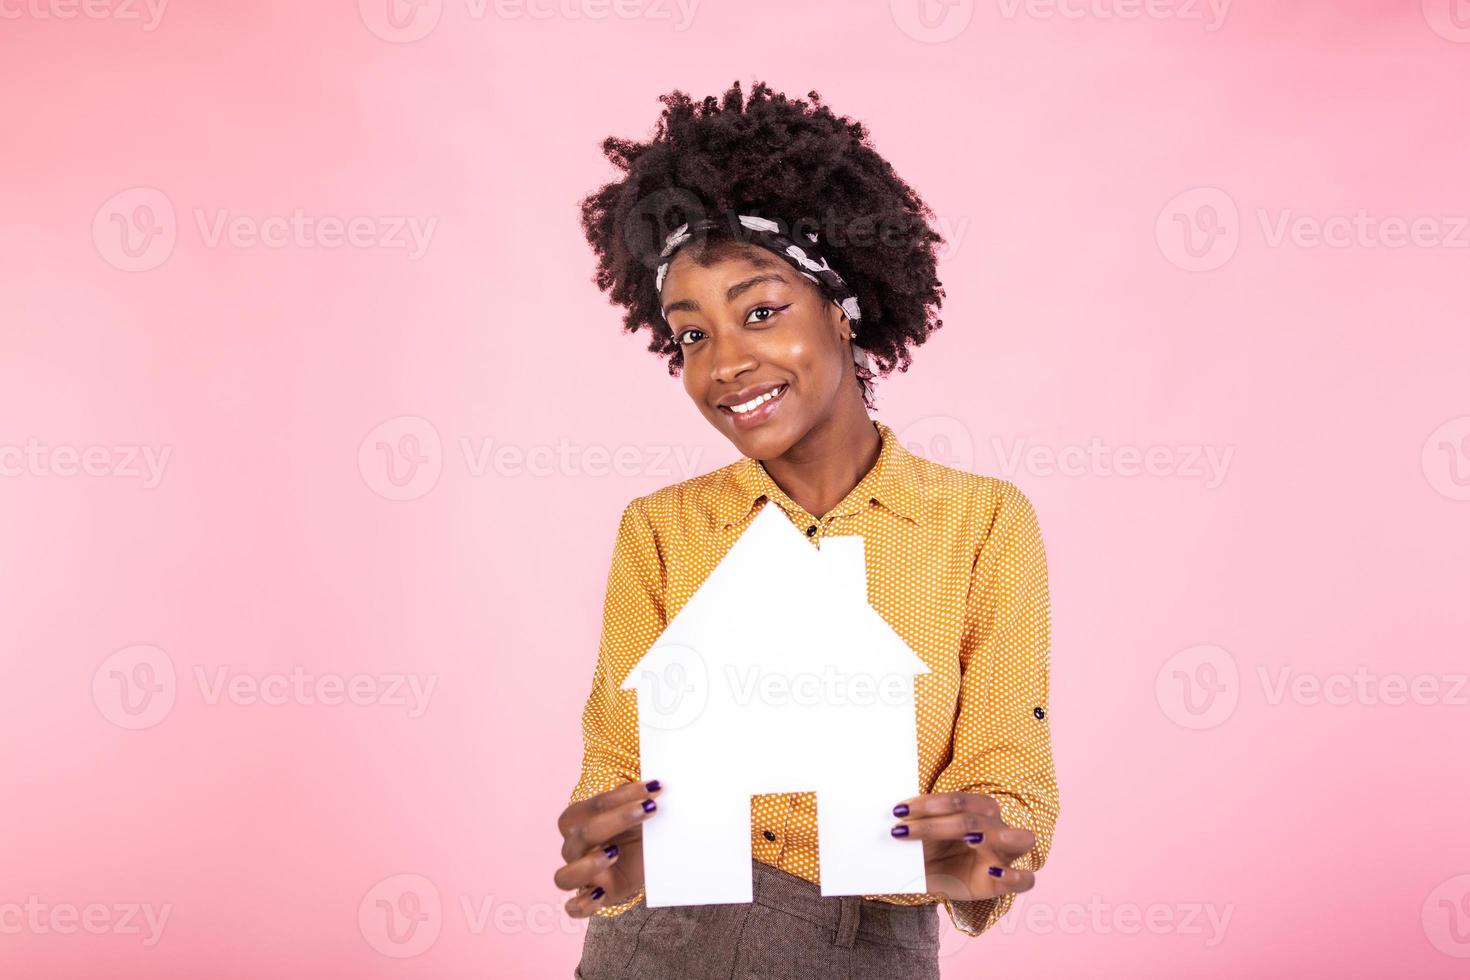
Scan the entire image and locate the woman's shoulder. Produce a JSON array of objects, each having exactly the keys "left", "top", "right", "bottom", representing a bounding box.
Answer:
[
  {"left": 897, "top": 440, "right": 1041, "bottom": 530},
  {"left": 608, "top": 456, "right": 752, "bottom": 528}
]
